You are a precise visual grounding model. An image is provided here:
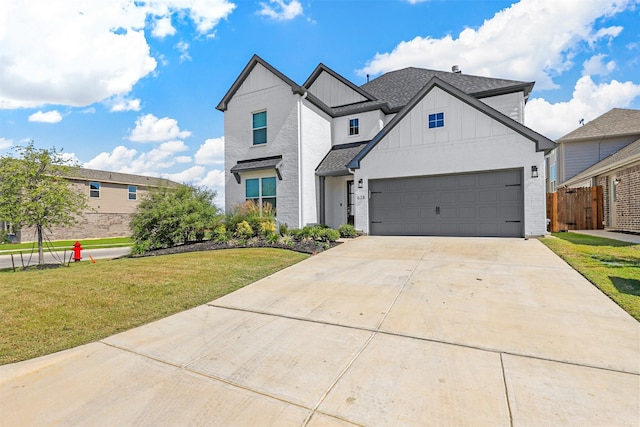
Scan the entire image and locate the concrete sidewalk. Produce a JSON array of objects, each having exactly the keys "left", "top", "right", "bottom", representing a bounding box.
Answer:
[
  {"left": 1, "top": 237, "right": 638, "bottom": 426},
  {"left": 569, "top": 229, "right": 640, "bottom": 244}
]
